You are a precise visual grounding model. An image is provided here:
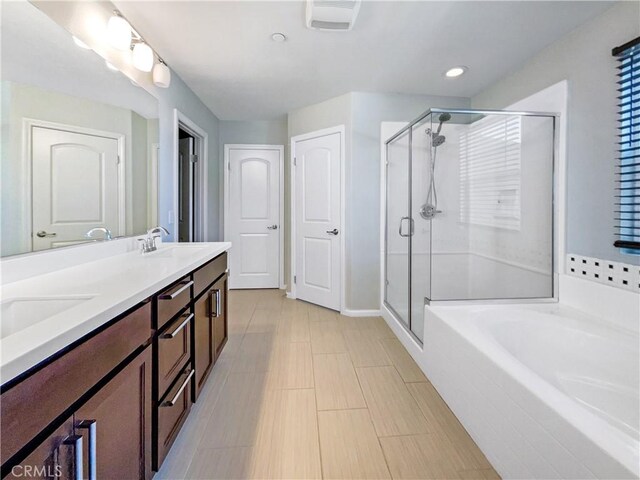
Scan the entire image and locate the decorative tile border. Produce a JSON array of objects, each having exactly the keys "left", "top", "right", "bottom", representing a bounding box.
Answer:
[{"left": 566, "top": 254, "right": 640, "bottom": 292}]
